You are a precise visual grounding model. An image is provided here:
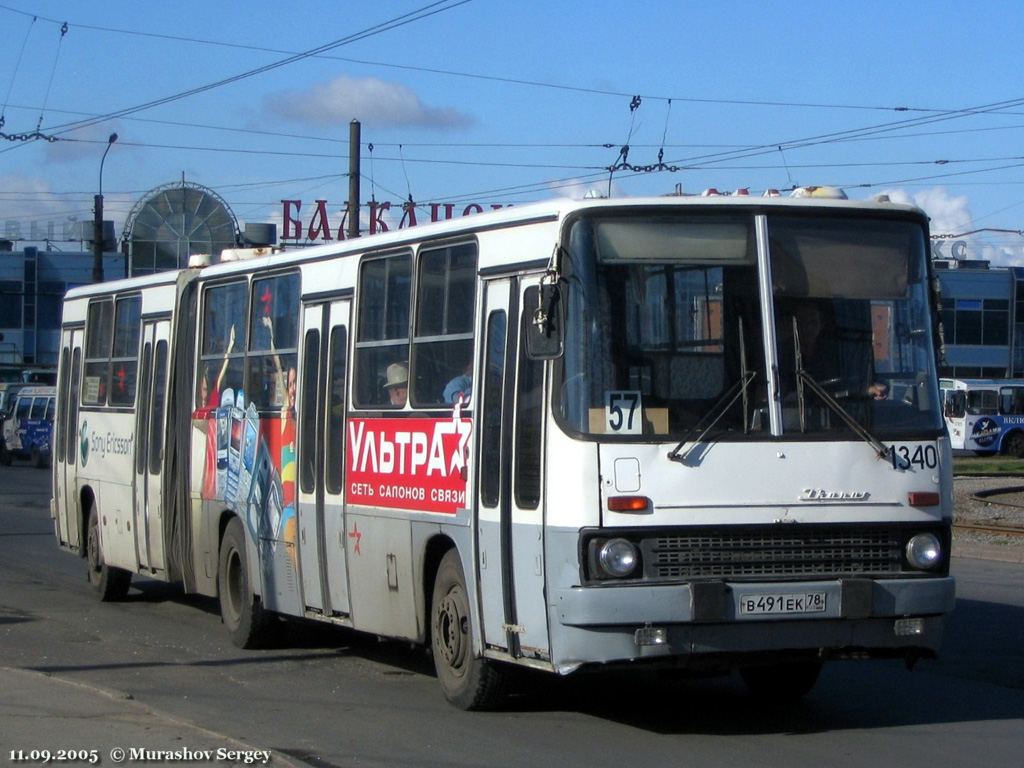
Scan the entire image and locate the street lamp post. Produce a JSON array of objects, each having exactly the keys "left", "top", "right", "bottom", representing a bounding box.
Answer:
[{"left": 92, "top": 132, "right": 118, "bottom": 283}]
